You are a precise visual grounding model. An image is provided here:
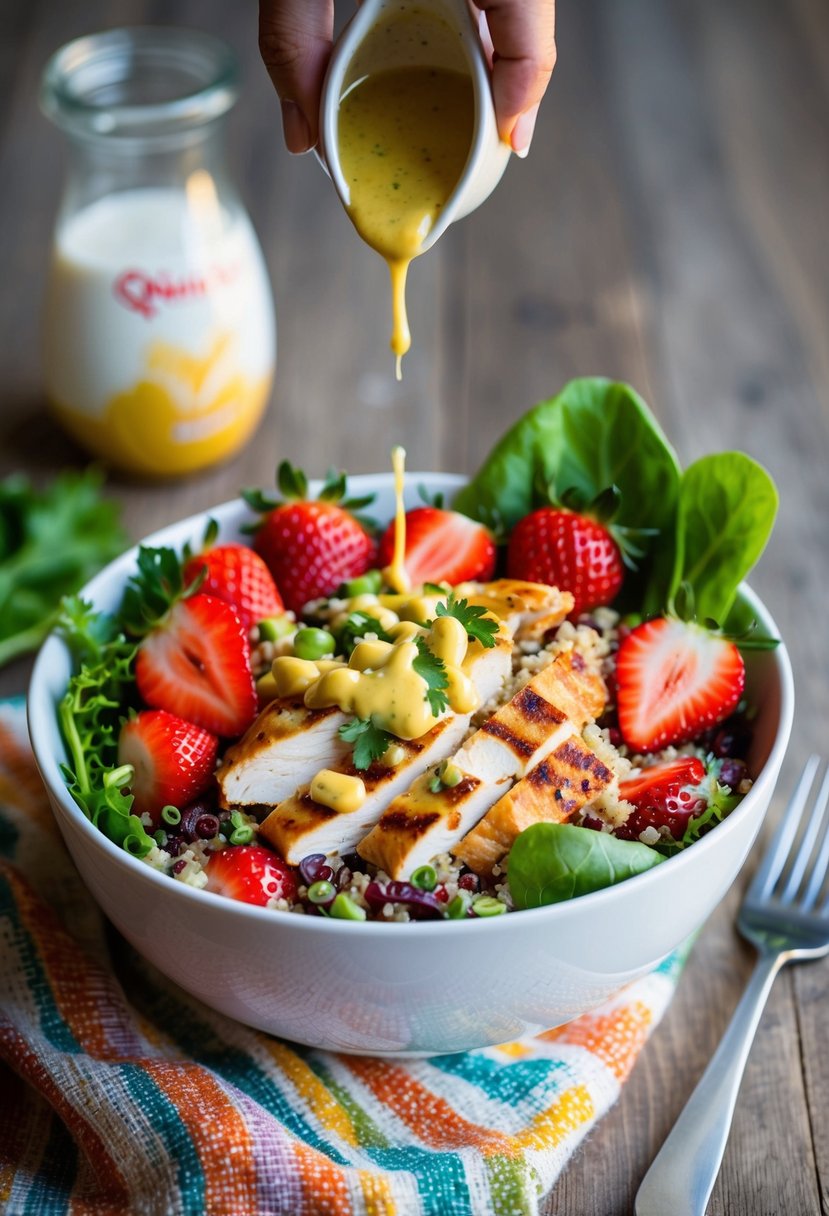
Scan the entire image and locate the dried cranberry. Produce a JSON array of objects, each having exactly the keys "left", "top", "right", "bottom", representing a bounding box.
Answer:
[
  {"left": 172, "top": 859, "right": 187, "bottom": 875},
  {"left": 434, "top": 884, "right": 449, "bottom": 903},
  {"left": 718, "top": 758, "right": 748, "bottom": 790},
  {"left": 195, "top": 814, "right": 220, "bottom": 840},
  {"left": 458, "top": 873, "right": 479, "bottom": 892},
  {"left": 384, "top": 881, "right": 444, "bottom": 919},
  {"left": 180, "top": 796, "right": 217, "bottom": 842},
  {"left": 581, "top": 814, "right": 605, "bottom": 833},
  {"left": 164, "top": 834, "right": 184, "bottom": 857}
]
